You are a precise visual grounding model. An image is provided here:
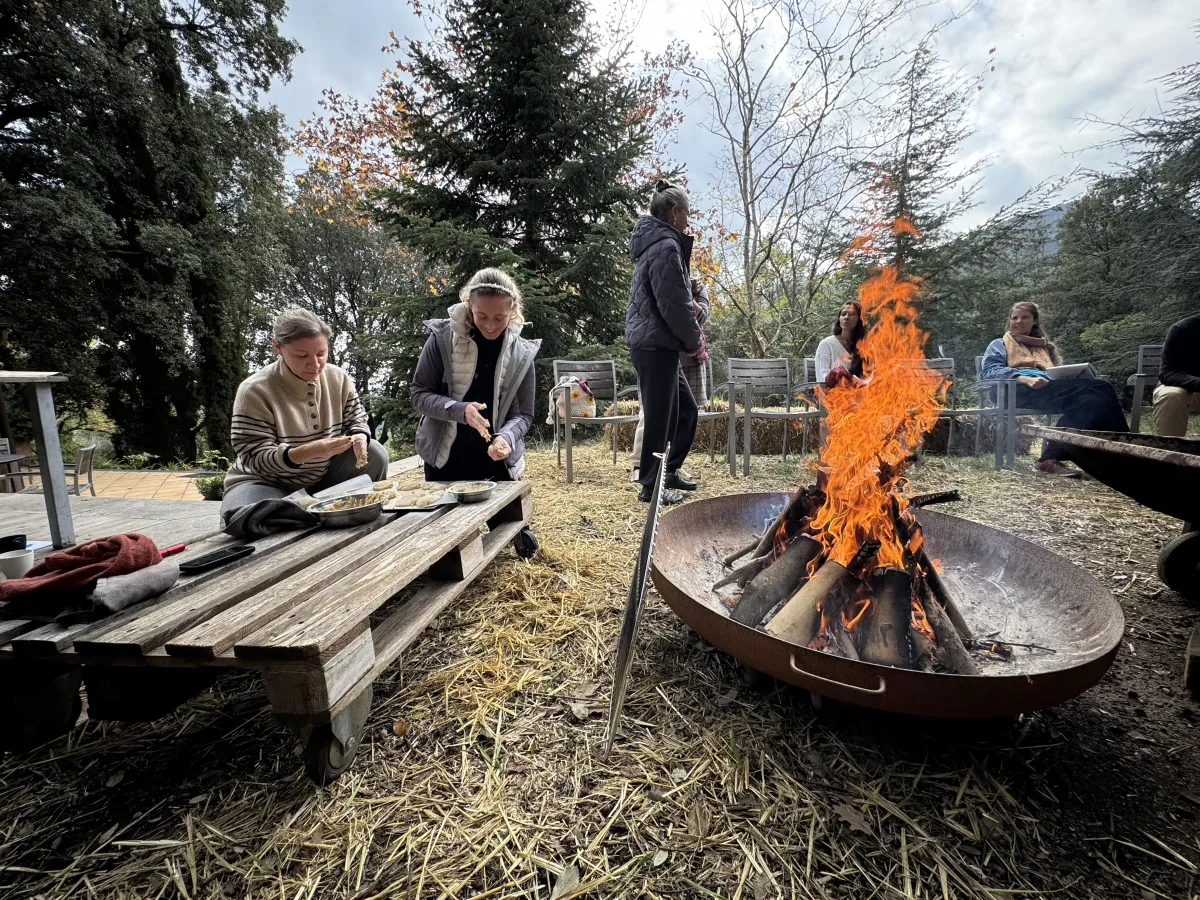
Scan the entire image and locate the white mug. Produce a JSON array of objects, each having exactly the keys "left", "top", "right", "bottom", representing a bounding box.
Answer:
[{"left": 0, "top": 547, "right": 35, "bottom": 580}]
